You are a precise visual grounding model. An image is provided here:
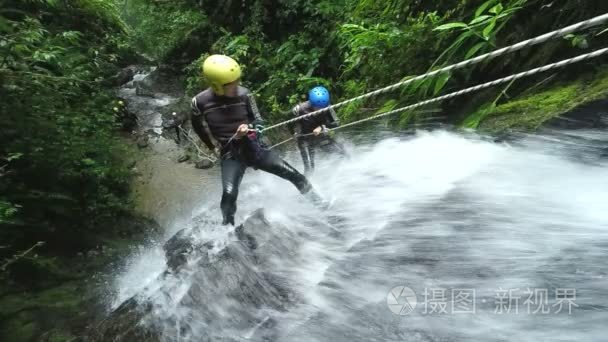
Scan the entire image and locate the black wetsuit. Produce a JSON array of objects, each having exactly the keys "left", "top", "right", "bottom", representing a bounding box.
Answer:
[
  {"left": 289, "top": 101, "right": 347, "bottom": 175},
  {"left": 191, "top": 86, "right": 313, "bottom": 225}
]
